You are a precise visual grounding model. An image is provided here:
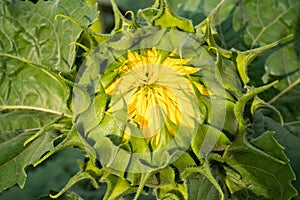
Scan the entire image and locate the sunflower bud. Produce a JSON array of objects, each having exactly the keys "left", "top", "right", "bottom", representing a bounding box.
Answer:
[{"left": 71, "top": 0, "right": 295, "bottom": 199}]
